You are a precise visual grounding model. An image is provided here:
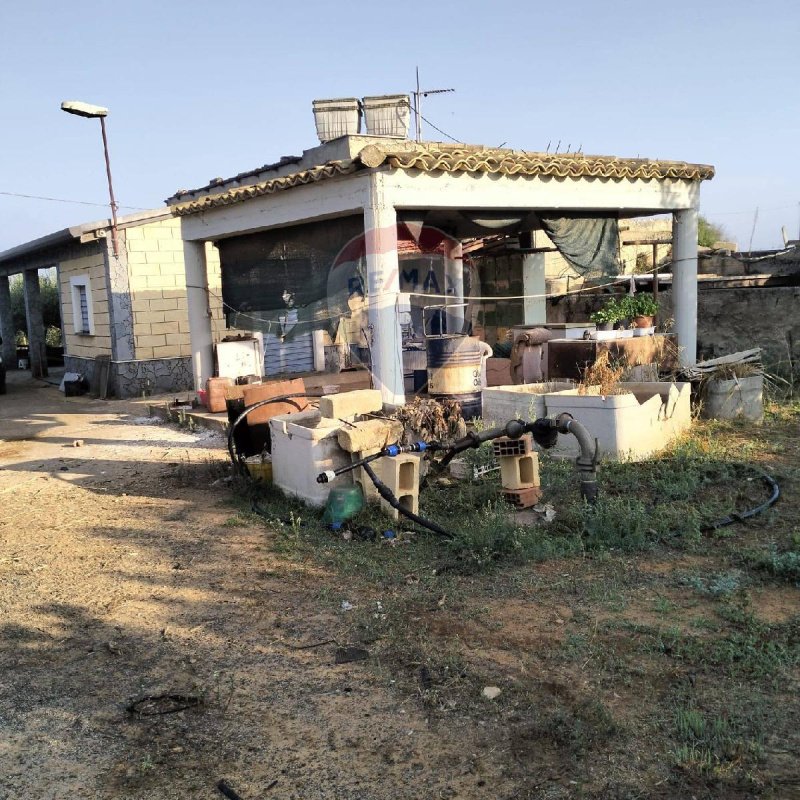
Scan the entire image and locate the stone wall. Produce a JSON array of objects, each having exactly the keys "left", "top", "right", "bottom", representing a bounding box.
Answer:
[
  {"left": 64, "top": 354, "right": 193, "bottom": 399},
  {"left": 549, "top": 285, "right": 800, "bottom": 381}
]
